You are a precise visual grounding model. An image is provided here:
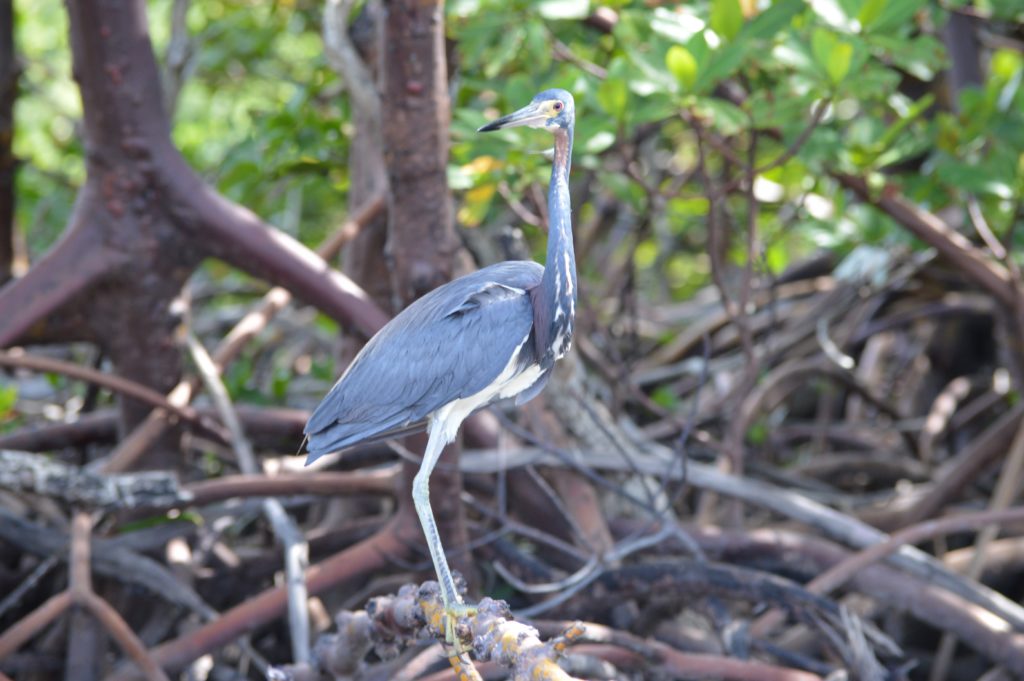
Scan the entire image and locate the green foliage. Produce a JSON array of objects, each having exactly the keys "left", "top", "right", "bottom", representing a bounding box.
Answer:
[
  {"left": 11, "top": 0, "right": 1024, "bottom": 358},
  {"left": 13, "top": 0, "right": 81, "bottom": 255},
  {"left": 170, "top": 0, "right": 349, "bottom": 245},
  {"left": 453, "top": 0, "right": 1024, "bottom": 300},
  {"left": 0, "top": 384, "right": 17, "bottom": 420},
  {"left": 13, "top": 0, "right": 349, "bottom": 255}
]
